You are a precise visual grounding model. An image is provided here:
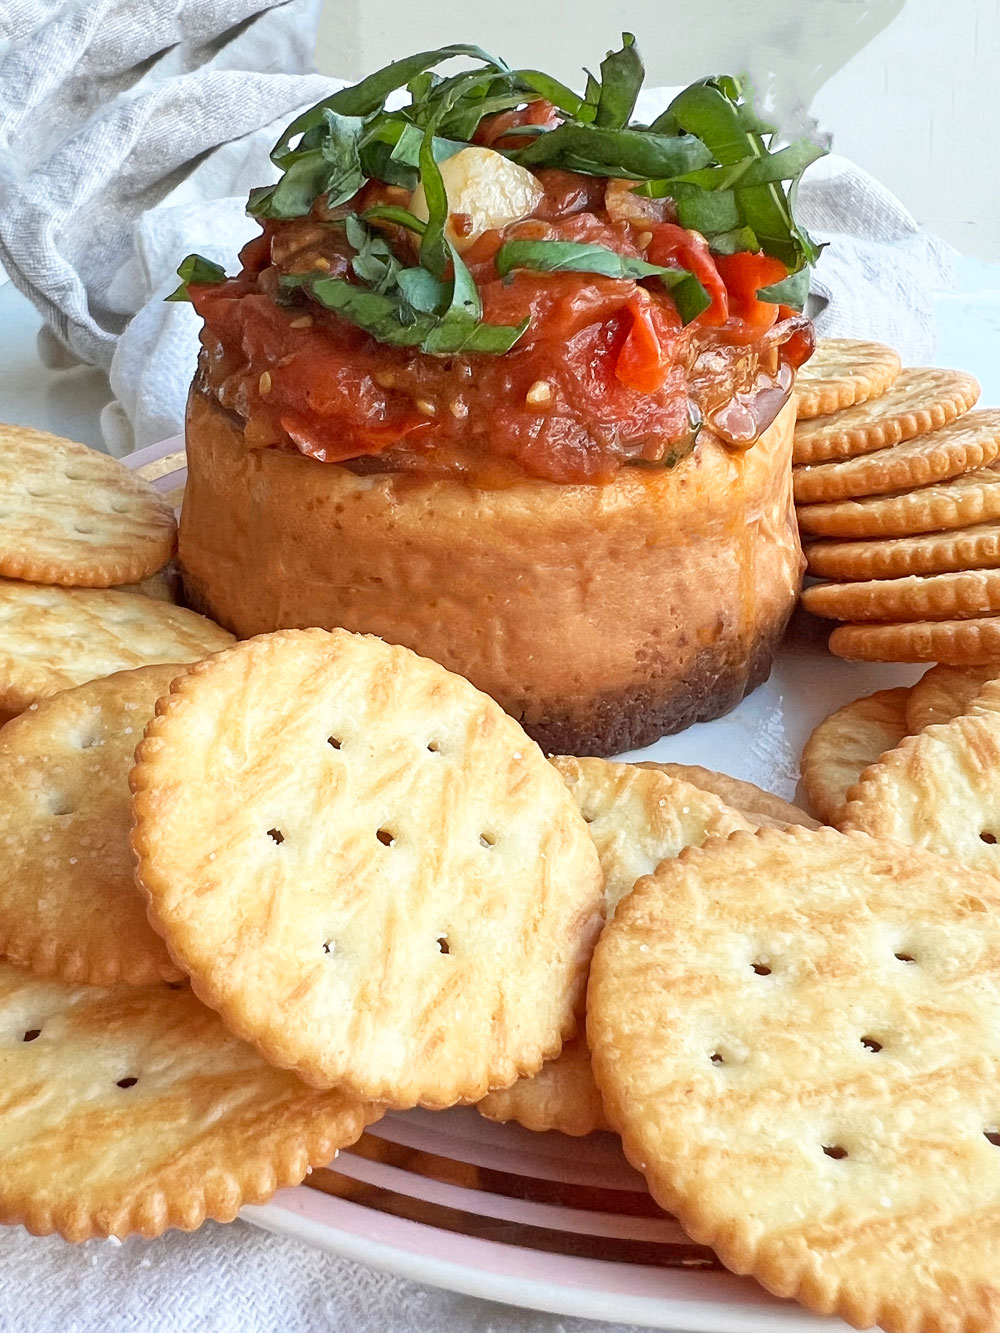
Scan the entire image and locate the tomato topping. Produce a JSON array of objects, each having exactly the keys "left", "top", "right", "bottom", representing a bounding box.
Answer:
[
  {"left": 191, "top": 188, "right": 807, "bottom": 485},
  {"left": 614, "top": 294, "right": 672, "bottom": 394},
  {"left": 645, "top": 224, "right": 729, "bottom": 327},
  {"left": 713, "top": 251, "right": 788, "bottom": 341}
]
